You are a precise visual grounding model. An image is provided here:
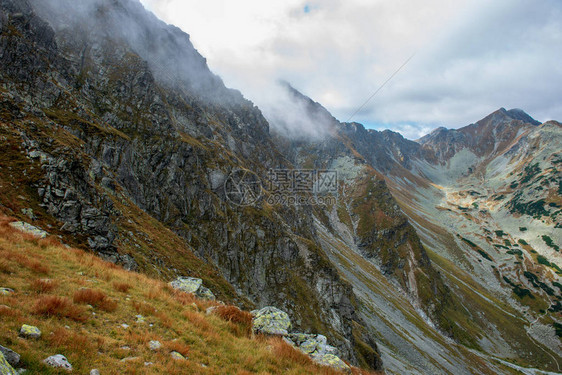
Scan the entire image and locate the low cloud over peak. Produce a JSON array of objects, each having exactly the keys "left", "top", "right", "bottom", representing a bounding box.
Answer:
[{"left": 140, "top": 0, "right": 562, "bottom": 139}]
